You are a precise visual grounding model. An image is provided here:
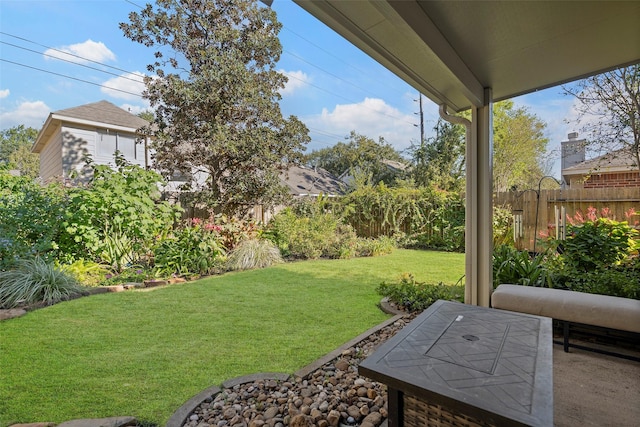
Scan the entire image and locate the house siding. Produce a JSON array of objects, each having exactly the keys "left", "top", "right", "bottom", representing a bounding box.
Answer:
[
  {"left": 39, "top": 131, "right": 63, "bottom": 182},
  {"left": 61, "top": 125, "right": 95, "bottom": 183},
  {"left": 50, "top": 124, "right": 147, "bottom": 183}
]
